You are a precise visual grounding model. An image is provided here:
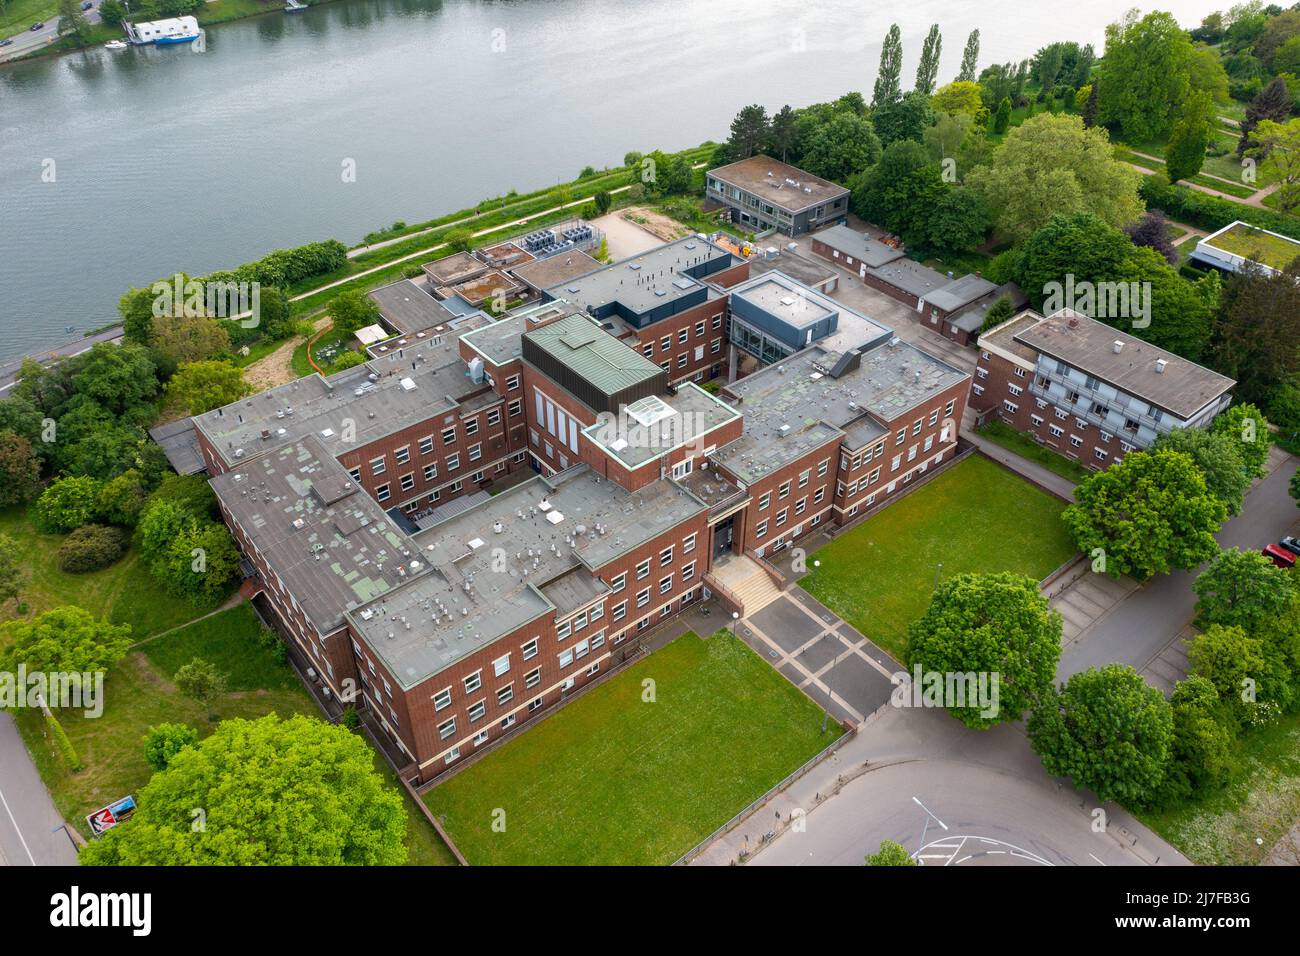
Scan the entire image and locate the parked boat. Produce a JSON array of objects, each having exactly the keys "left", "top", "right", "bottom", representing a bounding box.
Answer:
[
  {"left": 125, "top": 16, "right": 201, "bottom": 45},
  {"left": 104, "top": 40, "right": 128, "bottom": 50},
  {"left": 284, "top": 0, "right": 307, "bottom": 10}
]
